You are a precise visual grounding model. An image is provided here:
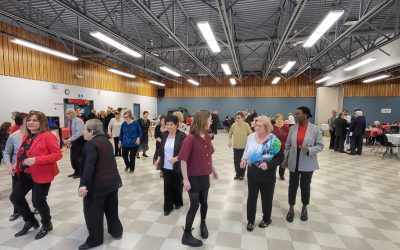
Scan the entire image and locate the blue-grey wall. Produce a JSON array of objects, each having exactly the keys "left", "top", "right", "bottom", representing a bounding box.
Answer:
[
  {"left": 343, "top": 97, "right": 400, "bottom": 125},
  {"left": 157, "top": 97, "right": 316, "bottom": 122}
]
